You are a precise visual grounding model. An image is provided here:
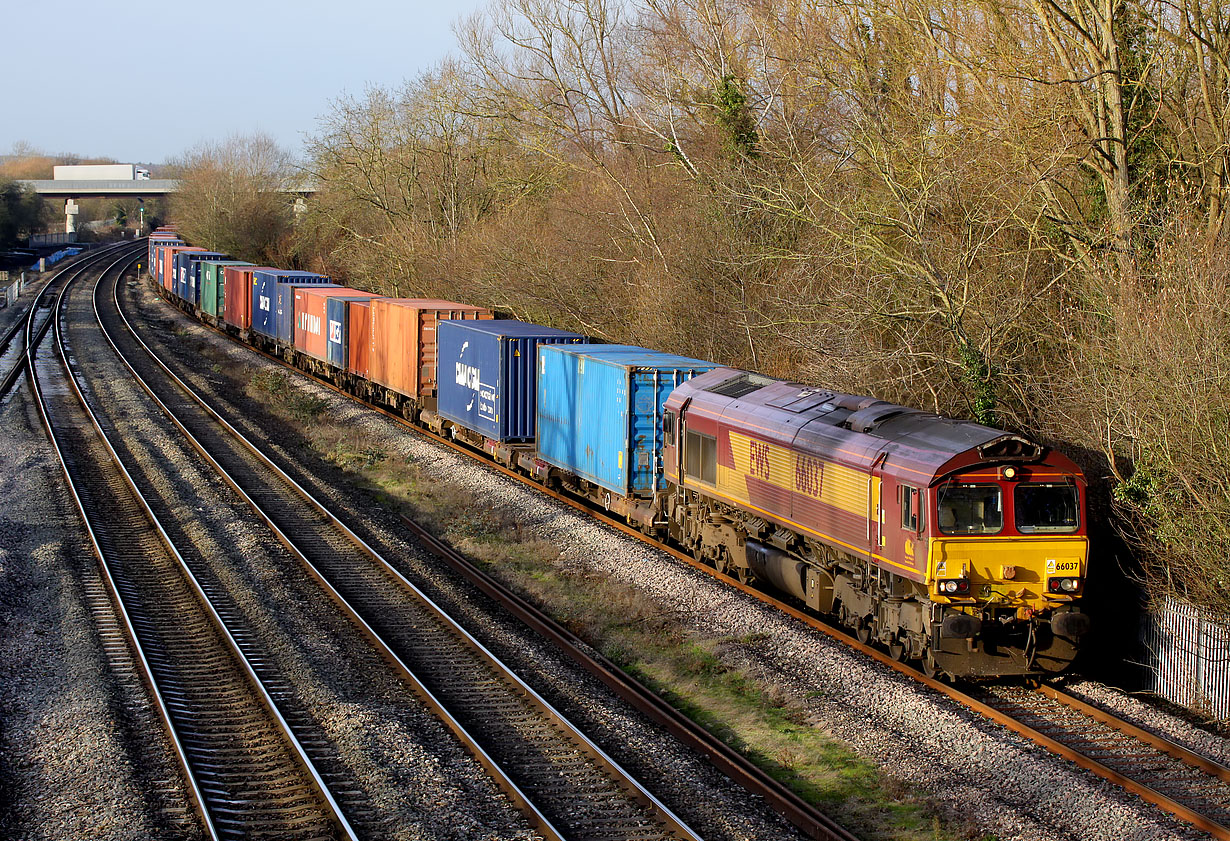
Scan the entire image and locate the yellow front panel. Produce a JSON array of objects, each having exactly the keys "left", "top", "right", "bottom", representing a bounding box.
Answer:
[{"left": 930, "top": 536, "right": 1088, "bottom": 604}]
